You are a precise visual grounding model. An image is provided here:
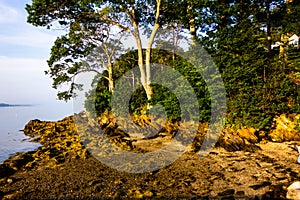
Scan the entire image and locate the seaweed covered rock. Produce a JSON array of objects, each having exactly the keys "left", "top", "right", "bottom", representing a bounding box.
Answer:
[
  {"left": 0, "top": 163, "right": 15, "bottom": 179},
  {"left": 74, "top": 112, "right": 135, "bottom": 153},
  {"left": 0, "top": 151, "right": 35, "bottom": 179},
  {"left": 2, "top": 112, "right": 300, "bottom": 199},
  {"left": 23, "top": 116, "right": 89, "bottom": 168},
  {"left": 3, "top": 111, "right": 298, "bottom": 177},
  {"left": 192, "top": 125, "right": 261, "bottom": 152},
  {"left": 269, "top": 114, "right": 300, "bottom": 142},
  {"left": 0, "top": 113, "right": 137, "bottom": 177},
  {"left": 217, "top": 127, "right": 260, "bottom": 152}
]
